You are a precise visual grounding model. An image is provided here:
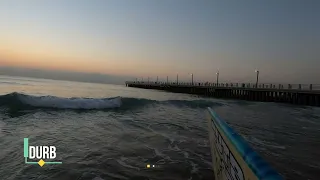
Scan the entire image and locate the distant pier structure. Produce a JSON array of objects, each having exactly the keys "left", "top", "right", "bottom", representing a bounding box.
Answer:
[{"left": 125, "top": 81, "right": 320, "bottom": 106}]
